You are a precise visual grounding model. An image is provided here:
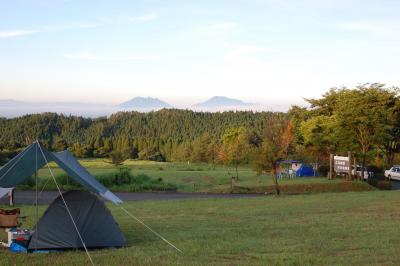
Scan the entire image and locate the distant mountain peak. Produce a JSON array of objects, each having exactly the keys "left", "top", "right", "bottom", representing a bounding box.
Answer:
[
  {"left": 117, "top": 97, "right": 173, "bottom": 109},
  {"left": 194, "top": 96, "right": 252, "bottom": 108}
]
